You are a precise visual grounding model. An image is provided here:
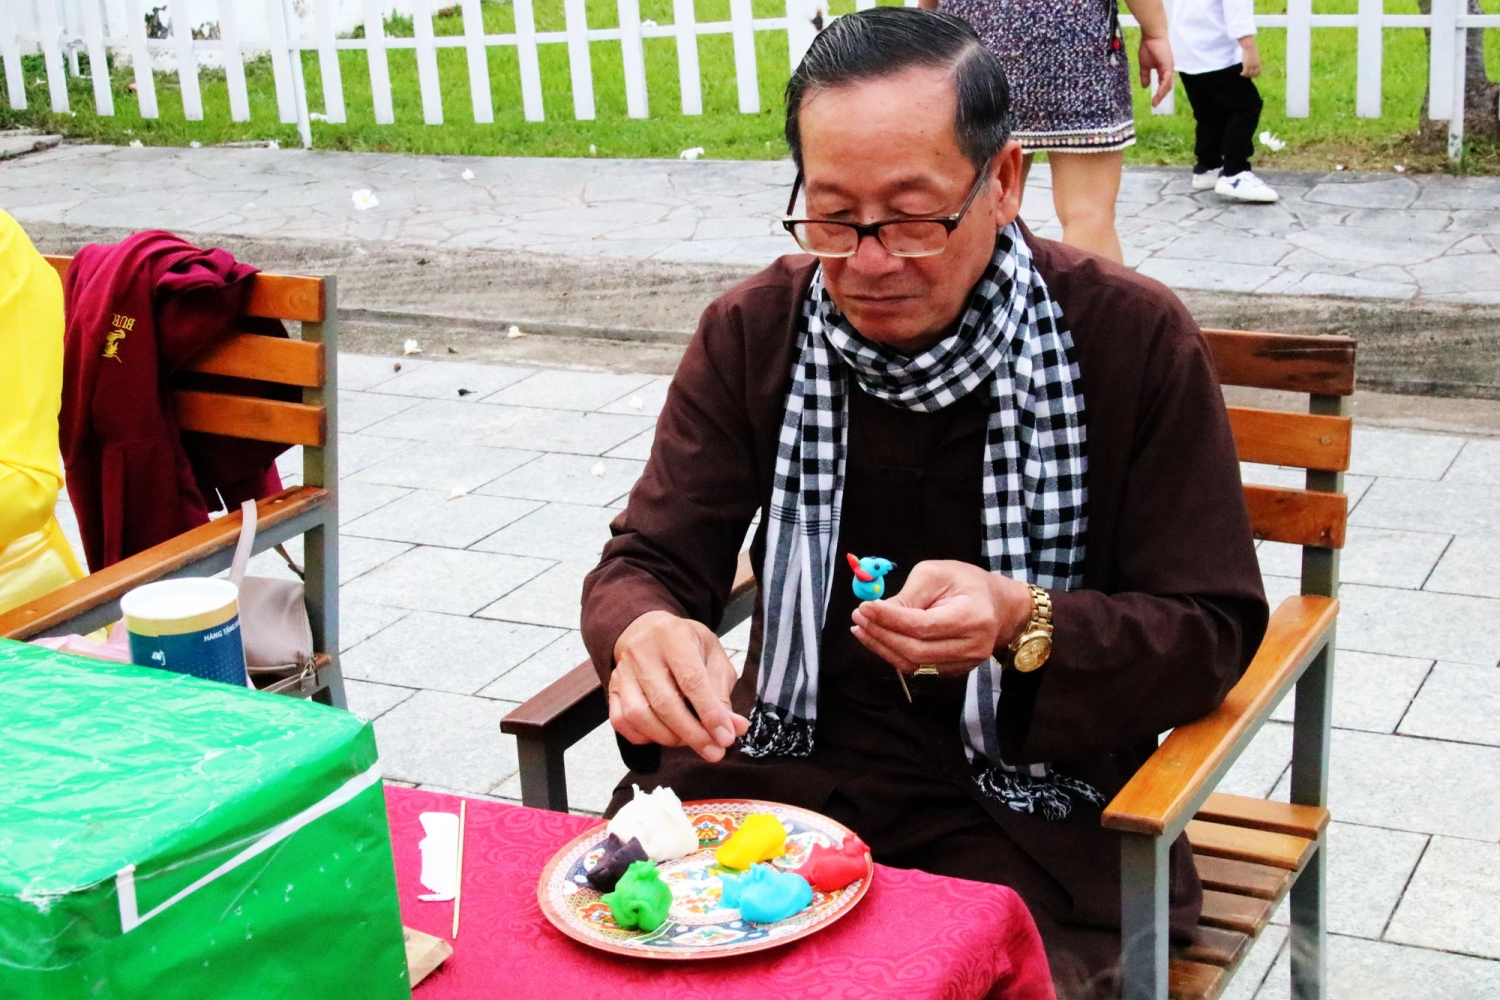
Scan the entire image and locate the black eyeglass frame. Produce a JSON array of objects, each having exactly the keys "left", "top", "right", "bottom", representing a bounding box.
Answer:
[{"left": 780, "top": 167, "right": 991, "bottom": 258}]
